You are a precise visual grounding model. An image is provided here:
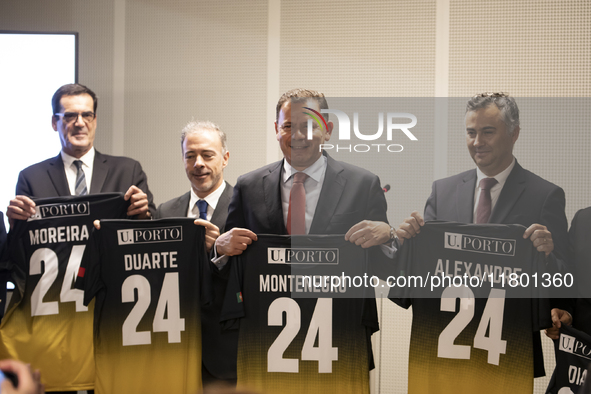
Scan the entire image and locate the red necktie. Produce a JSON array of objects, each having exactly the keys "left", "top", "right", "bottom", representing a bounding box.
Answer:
[
  {"left": 476, "top": 177, "right": 498, "bottom": 223},
  {"left": 287, "top": 172, "right": 308, "bottom": 235}
]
